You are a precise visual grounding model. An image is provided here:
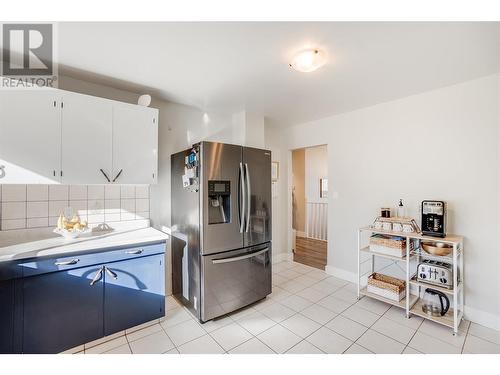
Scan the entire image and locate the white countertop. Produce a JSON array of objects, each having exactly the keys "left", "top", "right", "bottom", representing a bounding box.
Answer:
[{"left": 0, "top": 224, "right": 169, "bottom": 263}]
